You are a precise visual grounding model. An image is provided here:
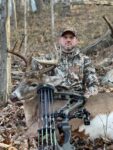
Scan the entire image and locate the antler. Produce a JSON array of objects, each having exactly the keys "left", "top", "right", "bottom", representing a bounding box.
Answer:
[
  {"left": 32, "top": 57, "right": 58, "bottom": 65},
  {"left": 25, "top": 65, "right": 56, "bottom": 79},
  {"left": 26, "top": 44, "right": 60, "bottom": 78},
  {"left": 8, "top": 35, "right": 28, "bottom": 67},
  {"left": 9, "top": 39, "right": 59, "bottom": 78},
  {"left": 32, "top": 43, "right": 60, "bottom": 65},
  {"left": 8, "top": 50, "right": 28, "bottom": 67}
]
